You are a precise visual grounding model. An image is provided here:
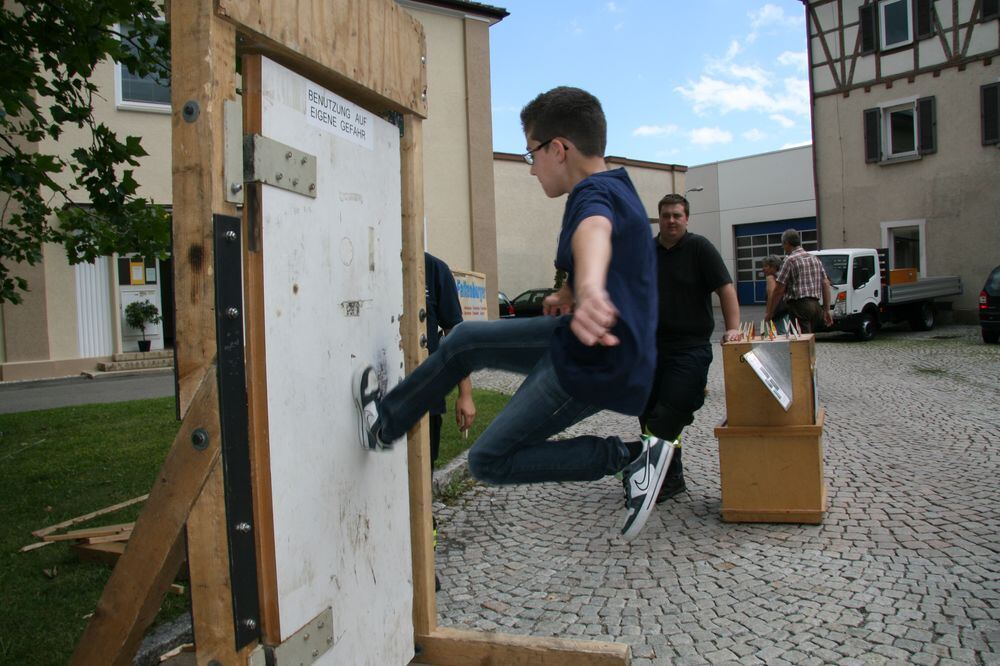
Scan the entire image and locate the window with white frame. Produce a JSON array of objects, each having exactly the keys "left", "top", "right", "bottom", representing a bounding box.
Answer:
[
  {"left": 115, "top": 22, "right": 170, "bottom": 112},
  {"left": 879, "top": 0, "right": 913, "bottom": 50},
  {"left": 864, "top": 96, "right": 936, "bottom": 163}
]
